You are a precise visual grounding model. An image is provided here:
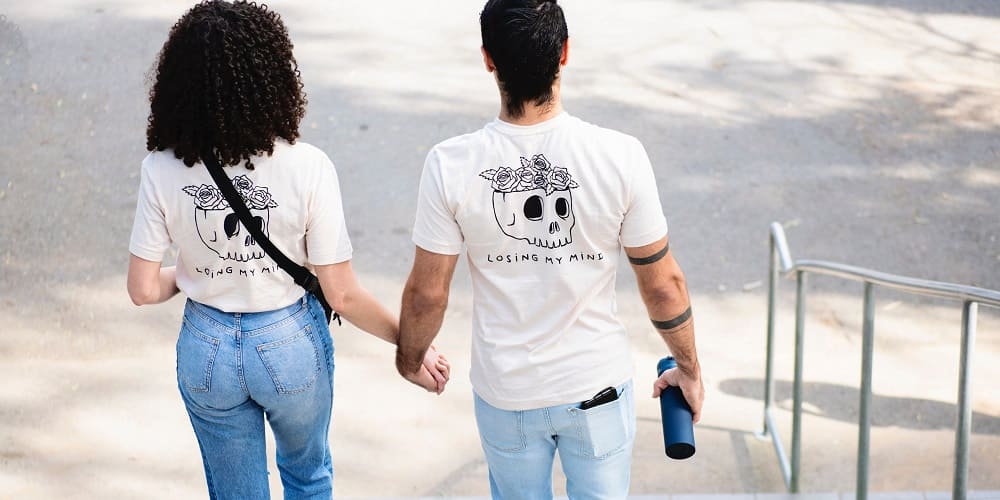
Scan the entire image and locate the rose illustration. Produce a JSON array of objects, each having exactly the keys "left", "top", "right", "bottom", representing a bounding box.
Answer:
[
  {"left": 531, "top": 172, "right": 547, "bottom": 190},
  {"left": 548, "top": 167, "right": 574, "bottom": 191},
  {"left": 247, "top": 186, "right": 278, "bottom": 209},
  {"left": 531, "top": 154, "right": 551, "bottom": 172},
  {"left": 515, "top": 166, "right": 535, "bottom": 189},
  {"left": 185, "top": 184, "right": 223, "bottom": 210},
  {"left": 491, "top": 167, "right": 518, "bottom": 192},
  {"left": 233, "top": 175, "right": 254, "bottom": 197},
  {"left": 195, "top": 185, "right": 222, "bottom": 208},
  {"left": 480, "top": 154, "right": 579, "bottom": 195}
]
